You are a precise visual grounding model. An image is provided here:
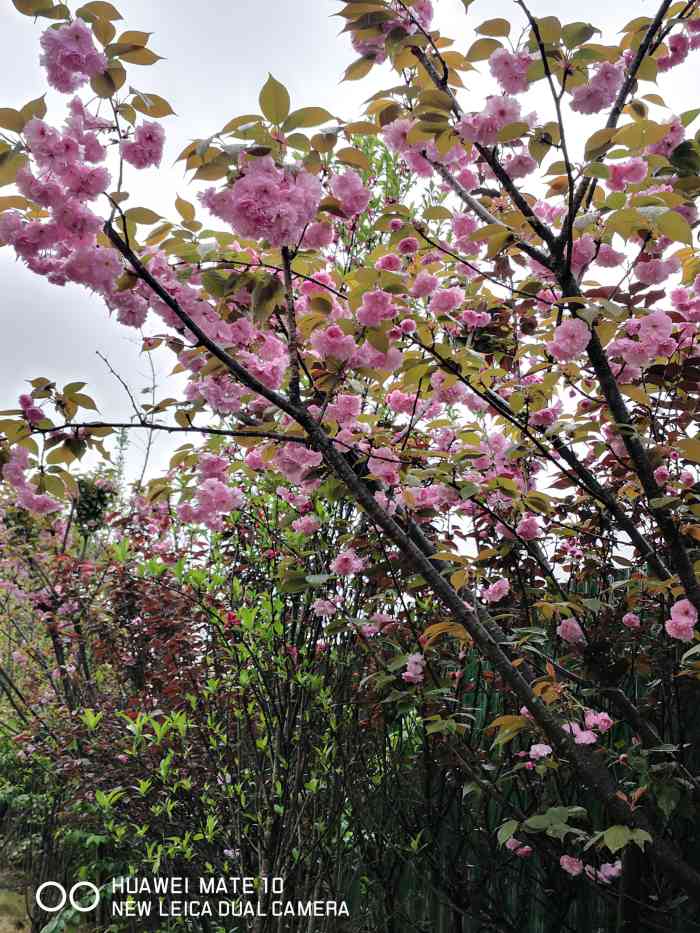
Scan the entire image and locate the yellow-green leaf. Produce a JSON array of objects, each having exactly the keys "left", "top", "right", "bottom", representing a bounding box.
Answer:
[
  {"left": 678, "top": 438, "right": 700, "bottom": 463},
  {"left": 336, "top": 146, "right": 370, "bottom": 172},
  {"left": 125, "top": 207, "right": 161, "bottom": 225},
  {"left": 656, "top": 210, "right": 693, "bottom": 245},
  {"left": 282, "top": 107, "right": 334, "bottom": 132},
  {"left": 535, "top": 16, "right": 562, "bottom": 44},
  {"left": 0, "top": 109, "right": 25, "bottom": 134},
  {"left": 259, "top": 74, "right": 291, "bottom": 124},
  {"left": 466, "top": 37, "right": 502, "bottom": 61},
  {"left": 119, "top": 47, "right": 161, "bottom": 65},
  {"left": 343, "top": 58, "right": 374, "bottom": 81},
  {"left": 77, "top": 1, "right": 122, "bottom": 18},
  {"left": 175, "top": 196, "right": 195, "bottom": 222},
  {"left": 131, "top": 92, "right": 175, "bottom": 118},
  {"left": 476, "top": 18, "right": 510, "bottom": 37},
  {"left": 117, "top": 29, "right": 150, "bottom": 46}
]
